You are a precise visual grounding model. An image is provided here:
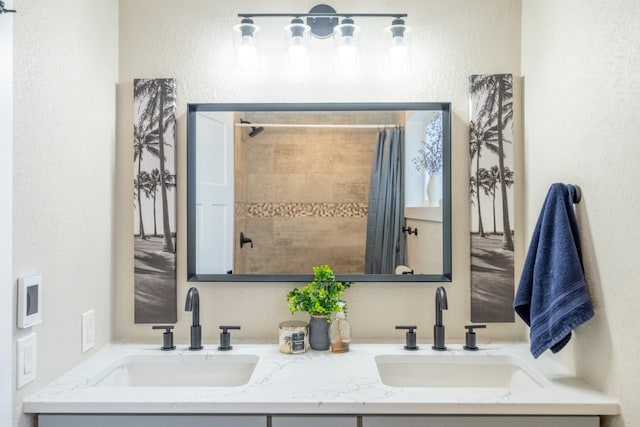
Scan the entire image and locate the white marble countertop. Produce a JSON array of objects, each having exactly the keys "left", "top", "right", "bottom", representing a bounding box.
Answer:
[{"left": 22, "top": 342, "right": 619, "bottom": 416}]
